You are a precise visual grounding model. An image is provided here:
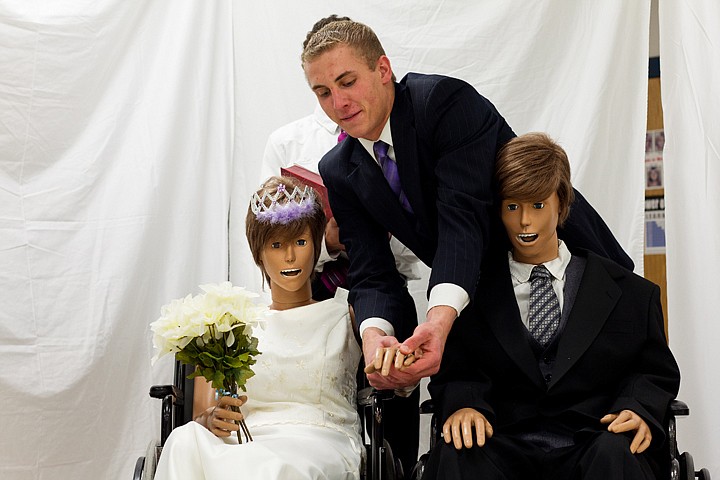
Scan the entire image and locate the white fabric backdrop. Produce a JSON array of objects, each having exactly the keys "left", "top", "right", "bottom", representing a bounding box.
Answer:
[
  {"left": 0, "top": 1, "right": 651, "bottom": 478},
  {"left": 660, "top": 0, "right": 720, "bottom": 473},
  {"left": 0, "top": 1, "right": 233, "bottom": 478}
]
